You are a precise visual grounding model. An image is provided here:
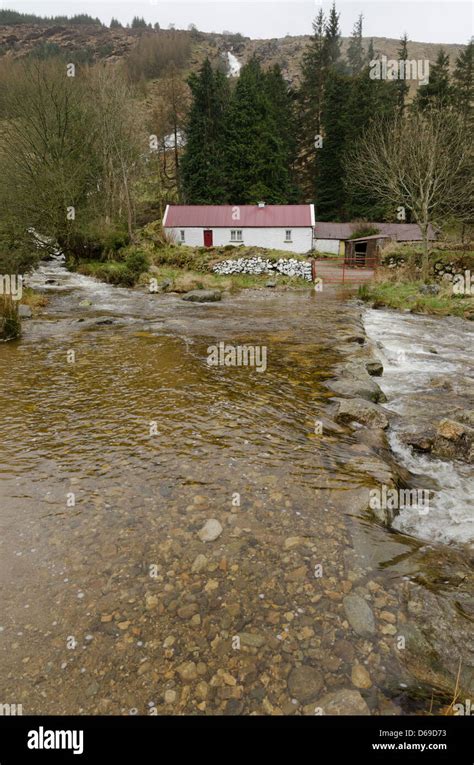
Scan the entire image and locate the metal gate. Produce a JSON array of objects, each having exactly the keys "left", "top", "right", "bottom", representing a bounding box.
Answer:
[{"left": 311, "top": 256, "right": 378, "bottom": 285}]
